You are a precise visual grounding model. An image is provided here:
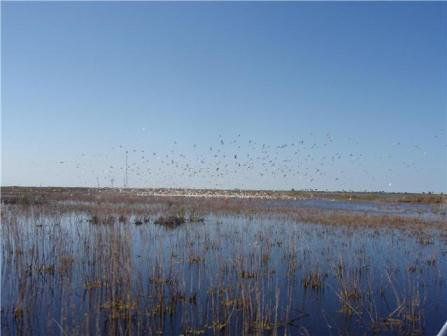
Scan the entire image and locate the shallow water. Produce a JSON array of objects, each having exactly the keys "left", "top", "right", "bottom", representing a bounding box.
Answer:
[
  {"left": 266, "top": 198, "right": 446, "bottom": 220},
  {"left": 1, "top": 201, "right": 446, "bottom": 335}
]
